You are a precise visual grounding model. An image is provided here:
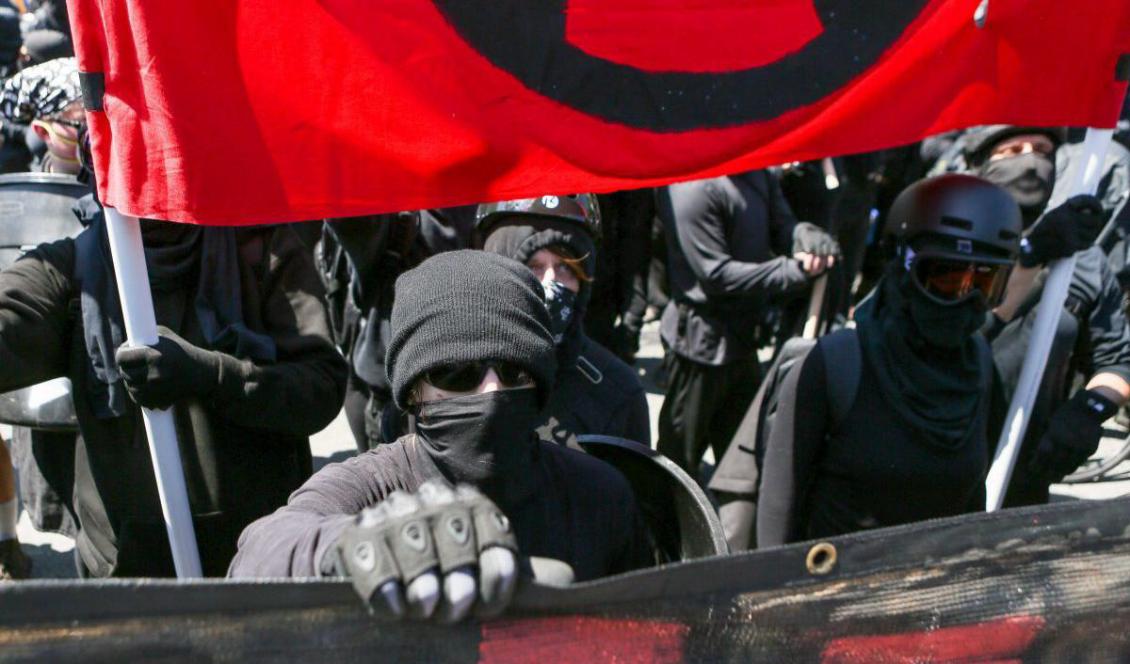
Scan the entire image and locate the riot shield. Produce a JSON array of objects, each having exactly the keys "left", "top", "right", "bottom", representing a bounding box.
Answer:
[
  {"left": 0, "top": 173, "right": 86, "bottom": 430},
  {"left": 577, "top": 434, "right": 728, "bottom": 562}
]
